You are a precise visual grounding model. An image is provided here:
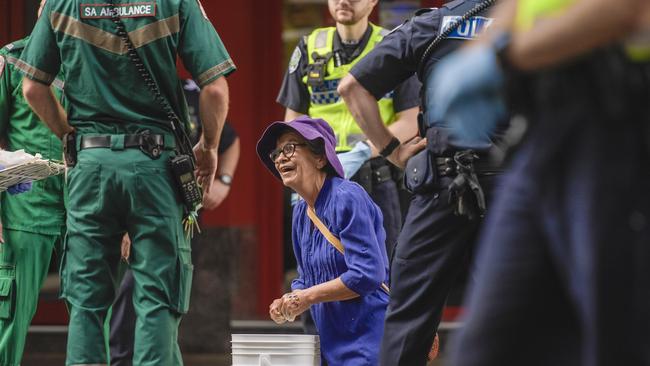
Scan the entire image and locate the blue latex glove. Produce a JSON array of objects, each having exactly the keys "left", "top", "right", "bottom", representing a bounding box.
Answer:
[
  {"left": 426, "top": 44, "right": 506, "bottom": 147},
  {"left": 0, "top": 164, "right": 33, "bottom": 195},
  {"left": 337, "top": 141, "right": 372, "bottom": 179},
  {"left": 7, "top": 182, "right": 32, "bottom": 195}
]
